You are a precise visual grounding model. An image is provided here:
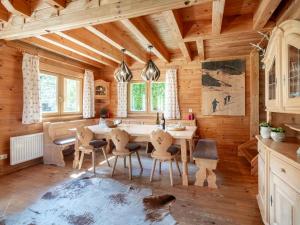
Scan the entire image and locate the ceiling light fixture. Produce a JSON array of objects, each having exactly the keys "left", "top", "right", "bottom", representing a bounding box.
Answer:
[
  {"left": 141, "top": 45, "right": 160, "bottom": 81},
  {"left": 114, "top": 49, "right": 132, "bottom": 82}
]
